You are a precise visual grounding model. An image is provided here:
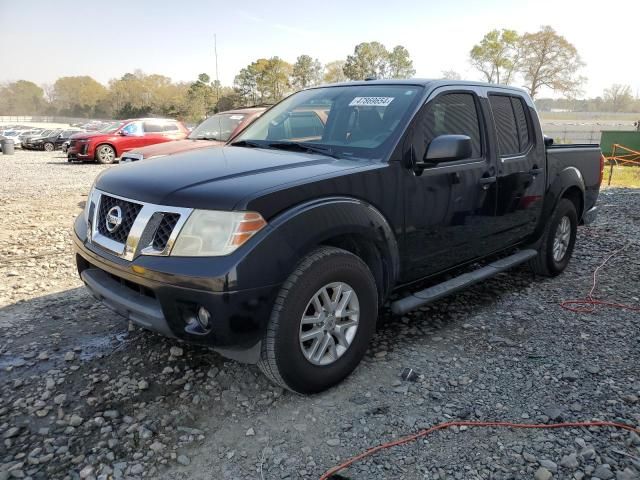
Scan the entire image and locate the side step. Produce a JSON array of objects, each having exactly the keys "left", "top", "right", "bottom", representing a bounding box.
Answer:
[{"left": 390, "top": 249, "right": 538, "bottom": 315}]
